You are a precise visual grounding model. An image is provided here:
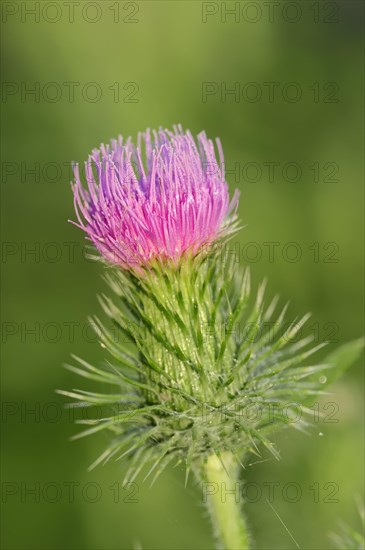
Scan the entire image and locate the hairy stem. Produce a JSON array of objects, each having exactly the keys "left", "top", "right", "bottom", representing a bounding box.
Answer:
[{"left": 204, "top": 452, "right": 250, "bottom": 550}]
